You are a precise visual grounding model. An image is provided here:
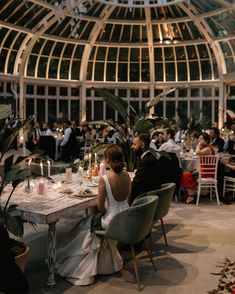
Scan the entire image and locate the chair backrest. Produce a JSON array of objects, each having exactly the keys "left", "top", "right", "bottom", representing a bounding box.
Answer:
[
  {"left": 198, "top": 155, "right": 218, "bottom": 179},
  {"left": 39, "top": 136, "right": 56, "bottom": 160},
  {"left": 104, "top": 196, "right": 158, "bottom": 245},
  {"left": 140, "top": 183, "right": 175, "bottom": 221}
]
